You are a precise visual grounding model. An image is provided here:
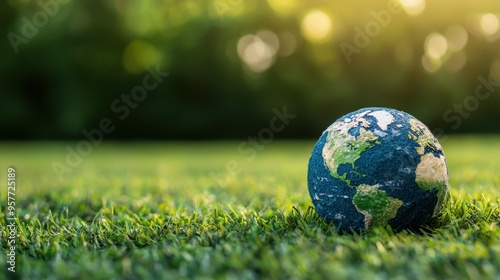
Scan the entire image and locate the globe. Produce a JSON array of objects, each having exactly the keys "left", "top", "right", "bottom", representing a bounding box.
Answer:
[{"left": 307, "top": 107, "right": 449, "bottom": 232}]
